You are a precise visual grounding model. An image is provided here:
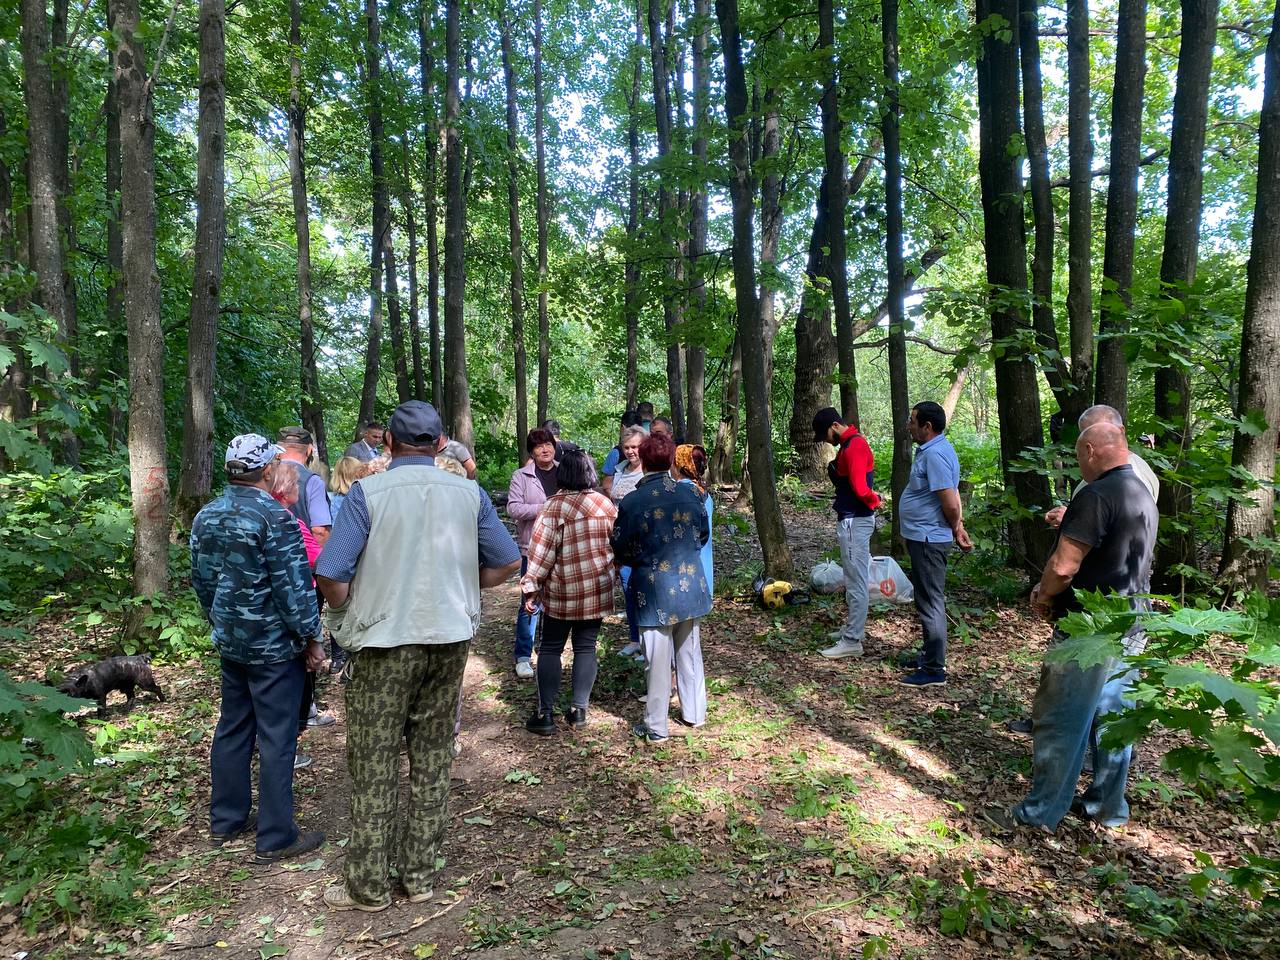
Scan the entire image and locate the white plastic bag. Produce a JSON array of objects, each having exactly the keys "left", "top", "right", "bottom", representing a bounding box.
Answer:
[
  {"left": 809, "top": 560, "right": 844, "bottom": 594},
  {"left": 868, "top": 556, "right": 914, "bottom": 605}
]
